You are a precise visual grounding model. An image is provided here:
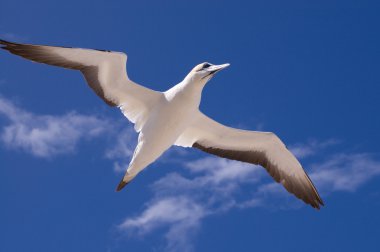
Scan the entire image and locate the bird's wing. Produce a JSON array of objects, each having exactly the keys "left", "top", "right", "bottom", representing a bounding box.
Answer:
[
  {"left": 0, "top": 39, "right": 161, "bottom": 132},
  {"left": 175, "top": 111, "right": 324, "bottom": 209}
]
